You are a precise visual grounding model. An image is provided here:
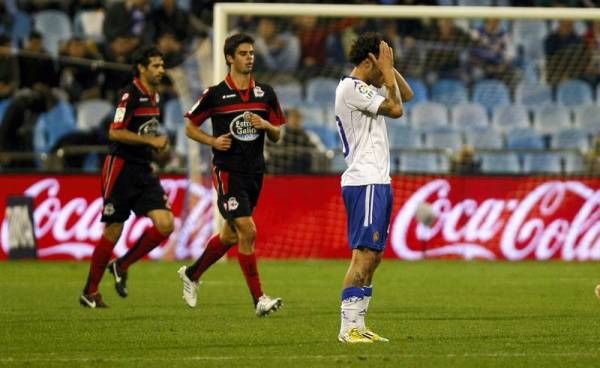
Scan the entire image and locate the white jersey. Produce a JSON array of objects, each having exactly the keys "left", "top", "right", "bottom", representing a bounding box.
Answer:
[{"left": 335, "top": 76, "right": 390, "bottom": 187}]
